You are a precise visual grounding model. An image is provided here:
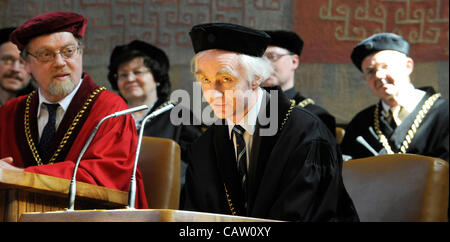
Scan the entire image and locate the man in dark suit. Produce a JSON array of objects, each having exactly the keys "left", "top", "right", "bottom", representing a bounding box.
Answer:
[
  {"left": 181, "top": 23, "right": 358, "bottom": 221},
  {"left": 341, "top": 33, "right": 449, "bottom": 162},
  {"left": 262, "top": 30, "right": 336, "bottom": 135}
]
